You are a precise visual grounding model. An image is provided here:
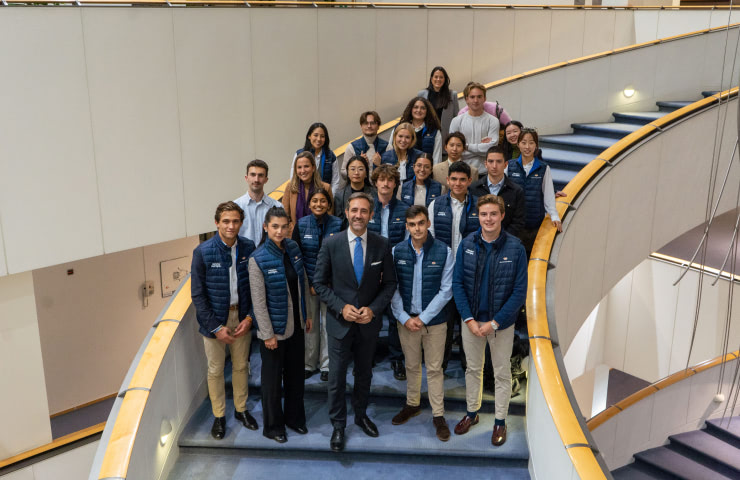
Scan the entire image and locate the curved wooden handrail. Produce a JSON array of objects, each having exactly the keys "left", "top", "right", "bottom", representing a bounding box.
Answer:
[
  {"left": 529, "top": 85, "right": 739, "bottom": 477},
  {"left": 4, "top": 1, "right": 740, "bottom": 7},
  {"left": 0, "top": 422, "right": 105, "bottom": 470},
  {"left": 587, "top": 350, "right": 739, "bottom": 431},
  {"left": 82, "top": 24, "right": 740, "bottom": 480}
]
